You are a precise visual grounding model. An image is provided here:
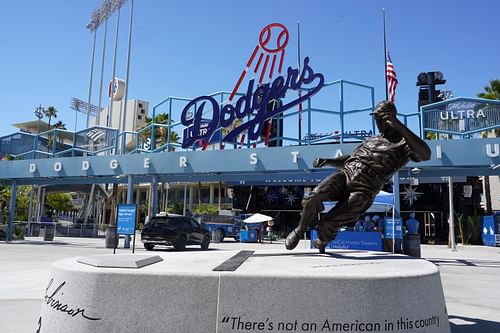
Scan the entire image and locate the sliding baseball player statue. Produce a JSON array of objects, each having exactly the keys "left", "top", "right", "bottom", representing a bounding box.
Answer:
[{"left": 285, "top": 101, "right": 431, "bottom": 253}]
